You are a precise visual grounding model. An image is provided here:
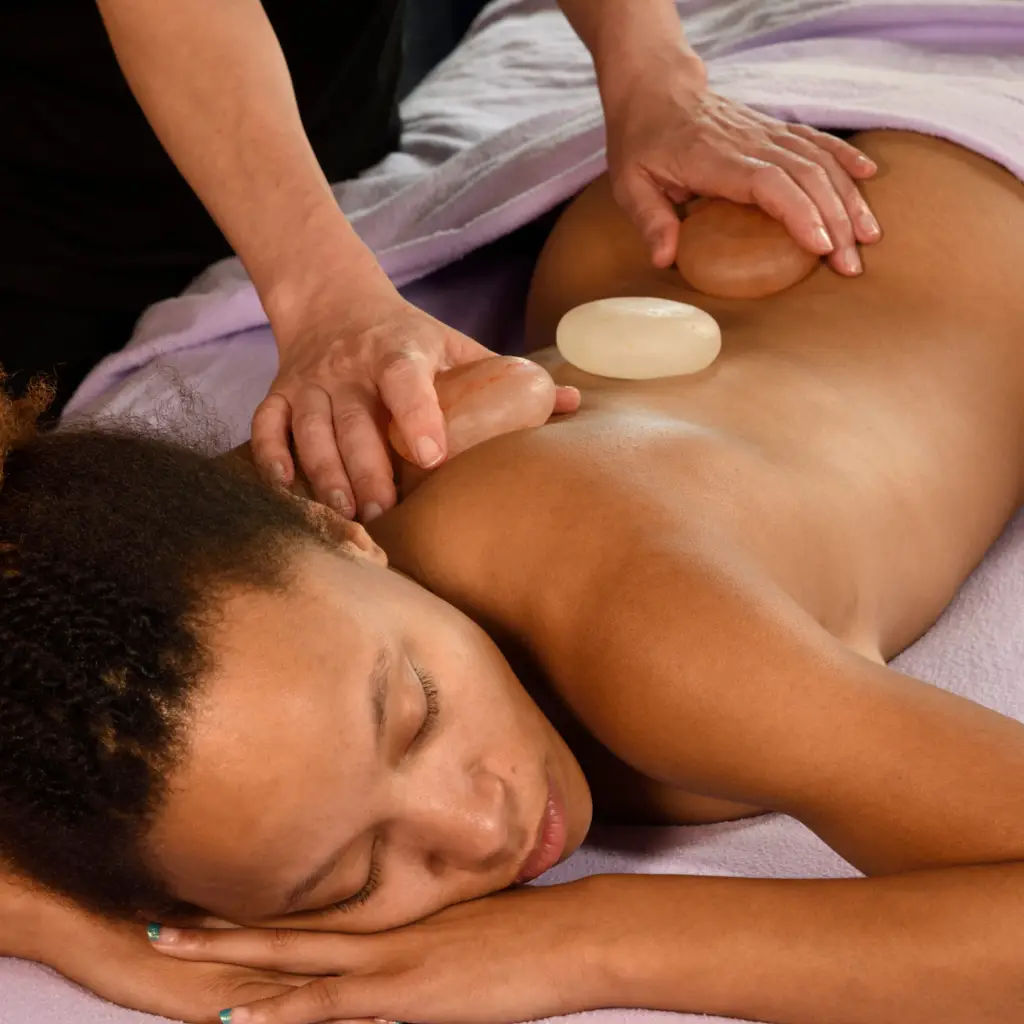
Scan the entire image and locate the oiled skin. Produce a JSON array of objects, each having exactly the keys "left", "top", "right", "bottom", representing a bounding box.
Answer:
[{"left": 370, "top": 132, "right": 1024, "bottom": 830}]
